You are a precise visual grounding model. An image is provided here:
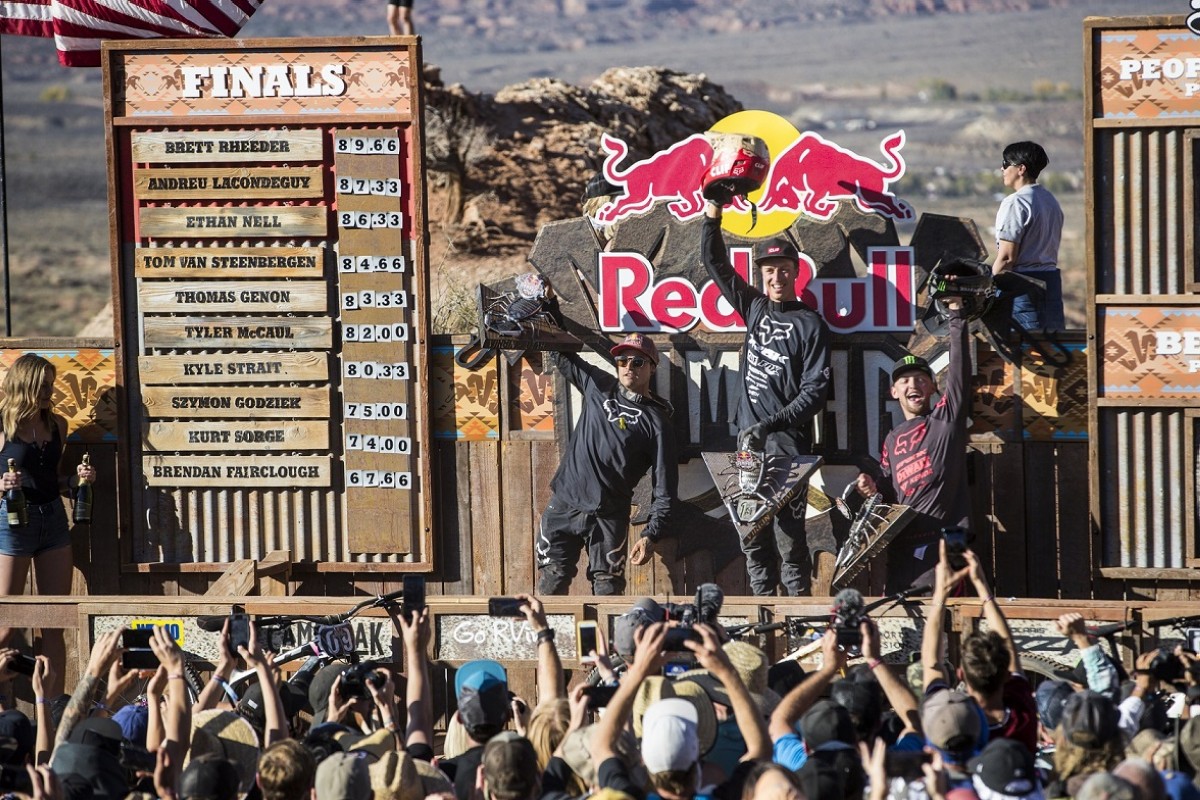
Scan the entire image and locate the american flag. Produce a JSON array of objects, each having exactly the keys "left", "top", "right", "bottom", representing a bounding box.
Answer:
[{"left": 0, "top": 0, "right": 265, "bottom": 67}]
